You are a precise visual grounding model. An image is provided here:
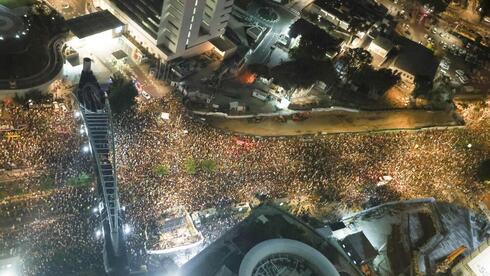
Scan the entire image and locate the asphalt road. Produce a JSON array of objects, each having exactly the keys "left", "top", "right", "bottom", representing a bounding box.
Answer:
[{"left": 207, "top": 109, "right": 461, "bottom": 136}]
